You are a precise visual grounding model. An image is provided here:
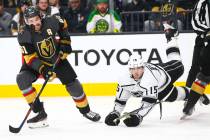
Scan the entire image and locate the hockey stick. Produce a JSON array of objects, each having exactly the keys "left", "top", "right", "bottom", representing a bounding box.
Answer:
[
  {"left": 9, "top": 56, "right": 61, "bottom": 133},
  {"left": 114, "top": 101, "right": 161, "bottom": 123}
]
